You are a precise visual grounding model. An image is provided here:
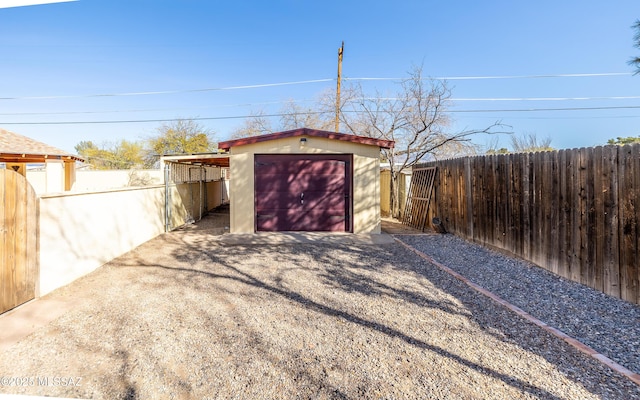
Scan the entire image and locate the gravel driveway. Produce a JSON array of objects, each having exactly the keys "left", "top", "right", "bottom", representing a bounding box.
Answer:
[{"left": 0, "top": 226, "right": 639, "bottom": 399}]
